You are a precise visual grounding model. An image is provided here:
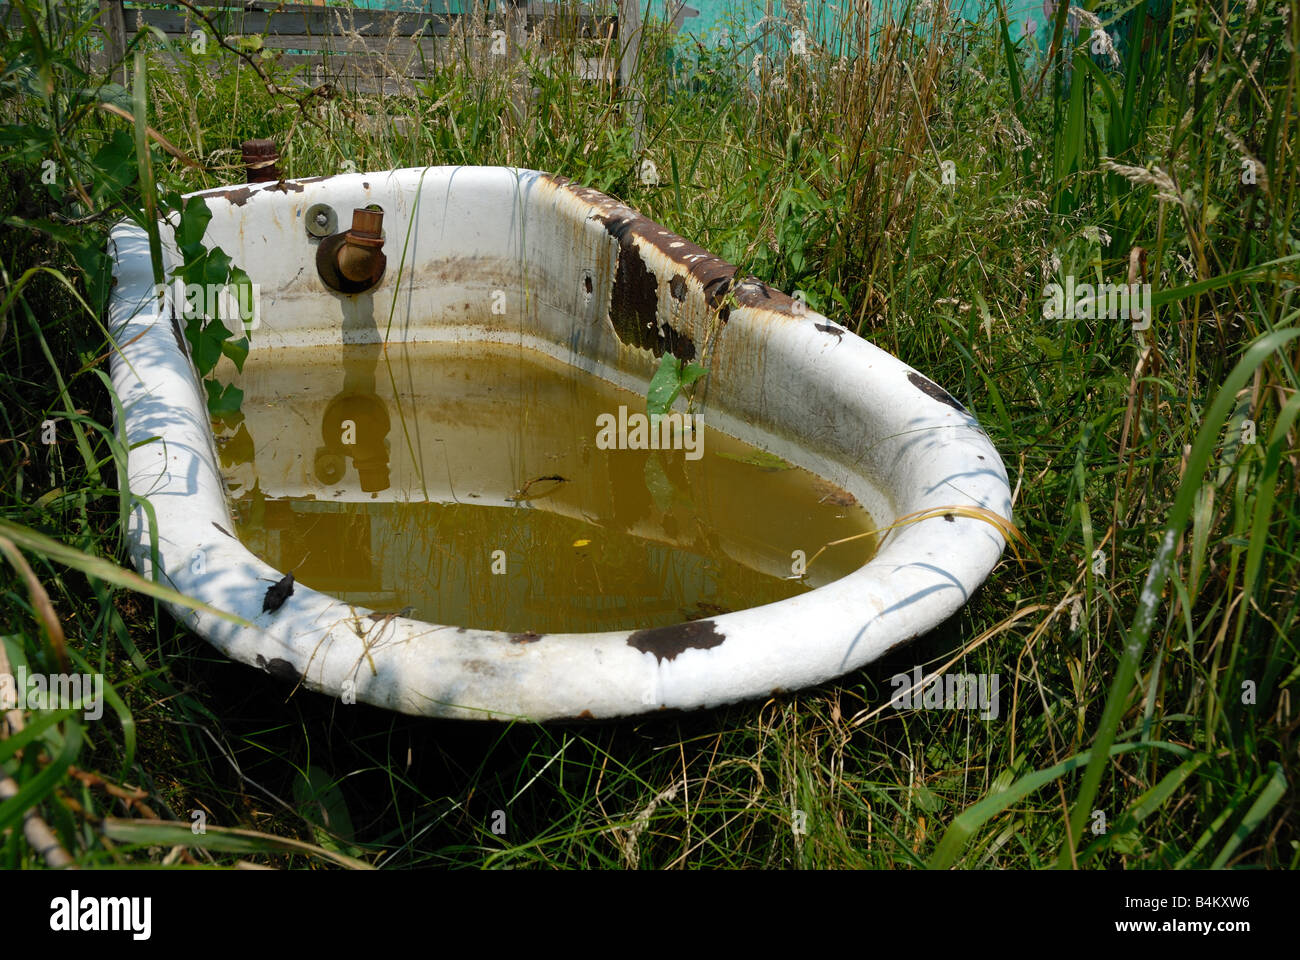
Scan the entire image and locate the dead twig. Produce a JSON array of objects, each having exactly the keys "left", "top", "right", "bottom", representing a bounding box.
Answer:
[{"left": 167, "top": 0, "right": 333, "bottom": 135}]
